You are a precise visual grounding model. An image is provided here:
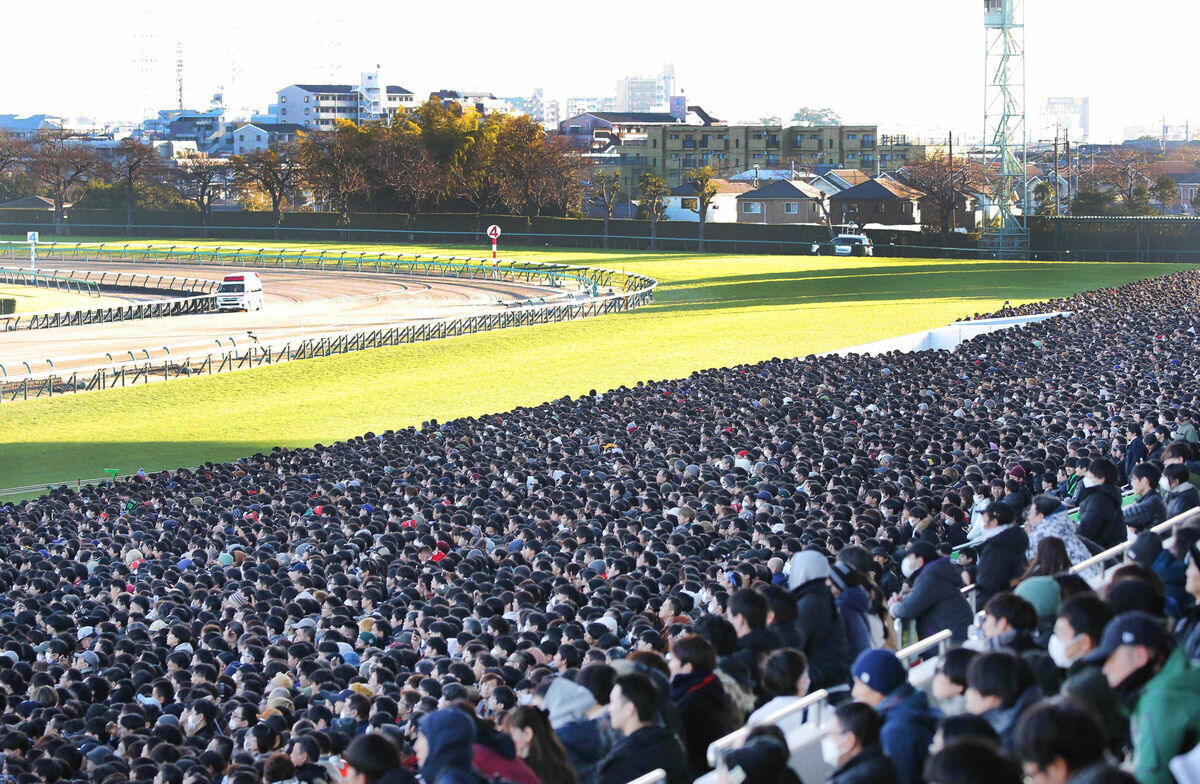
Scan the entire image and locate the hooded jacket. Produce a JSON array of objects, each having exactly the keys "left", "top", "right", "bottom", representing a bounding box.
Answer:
[
  {"left": 835, "top": 585, "right": 873, "bottom": 662},
  {"left": 877, "top": 684, "right": 939, "bottom": 784},
  {"left": 1127, "top": 648, "right": 1200, "bottom": 784},
  {"left": 545, "top": 677, "right": 610, "bottom": 784},
  {"left": 1077, "top": 483, "right": 1125, "bottom": 550},
  {"left": 1027, "top": 506, "right": 1096, "bottom": 577},
  {"left": 788, "top": 552, "right": 851, "bottom": 691},
  {"left": 419, "top": 710, "right": 484, "bottom": 784},
  {"left": 890, "top": 557, "right": 973, "bottom": 642},
  {"left": 975, "top": 525, "right": 1029, "bottom": 607}
]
